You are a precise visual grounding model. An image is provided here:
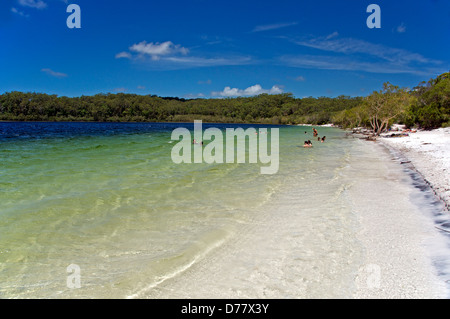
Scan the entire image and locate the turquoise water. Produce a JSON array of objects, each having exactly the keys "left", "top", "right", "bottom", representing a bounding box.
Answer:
[
  {"left": 2, "top": 122, "right": 448, "bottom": 298},
  {"left": 0, "top": 122, "right": 343, "bottom": 298}
]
